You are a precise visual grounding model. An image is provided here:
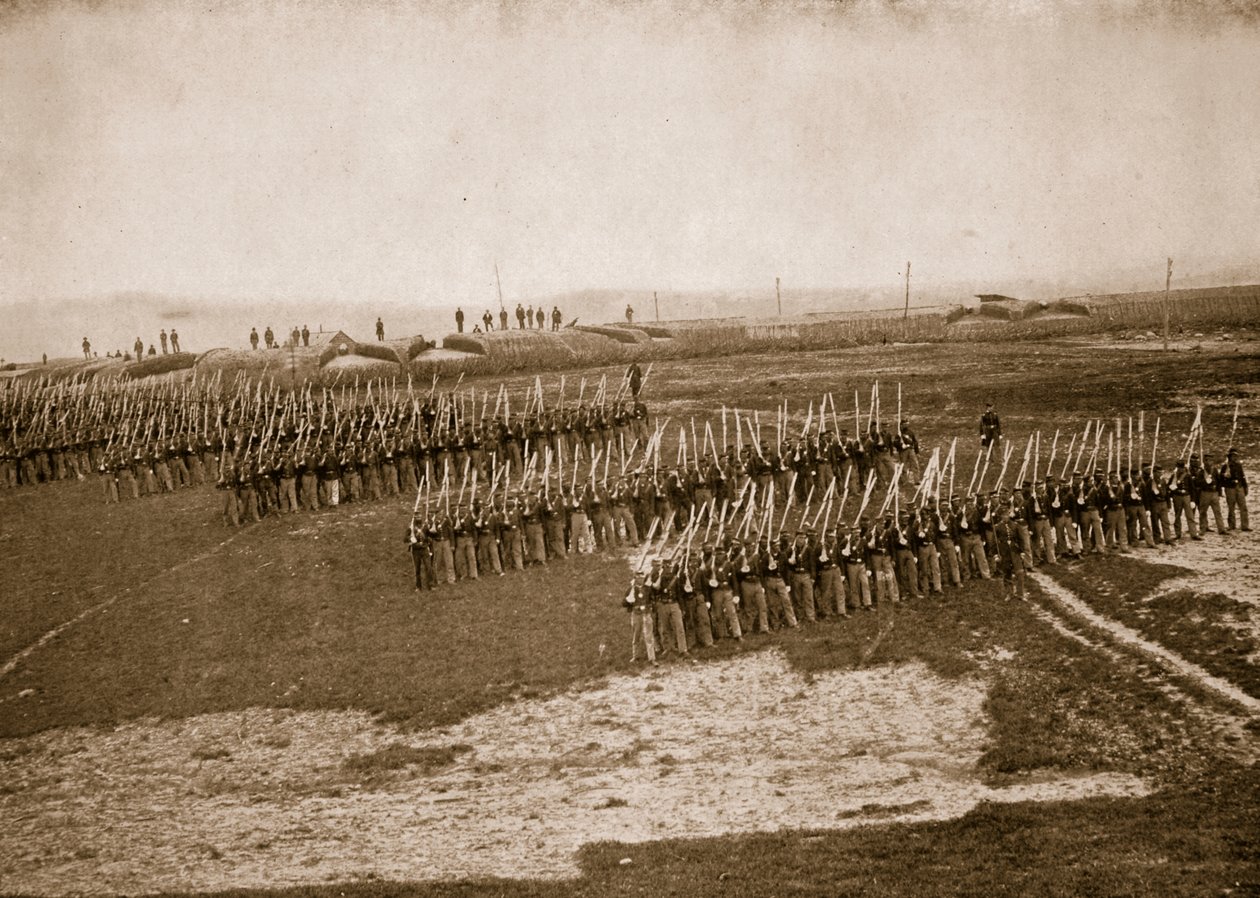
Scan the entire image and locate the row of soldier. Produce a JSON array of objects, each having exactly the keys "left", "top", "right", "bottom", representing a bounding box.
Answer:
[{"left": 620, "top": 452, "right": 1248, "bottom": 664}]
